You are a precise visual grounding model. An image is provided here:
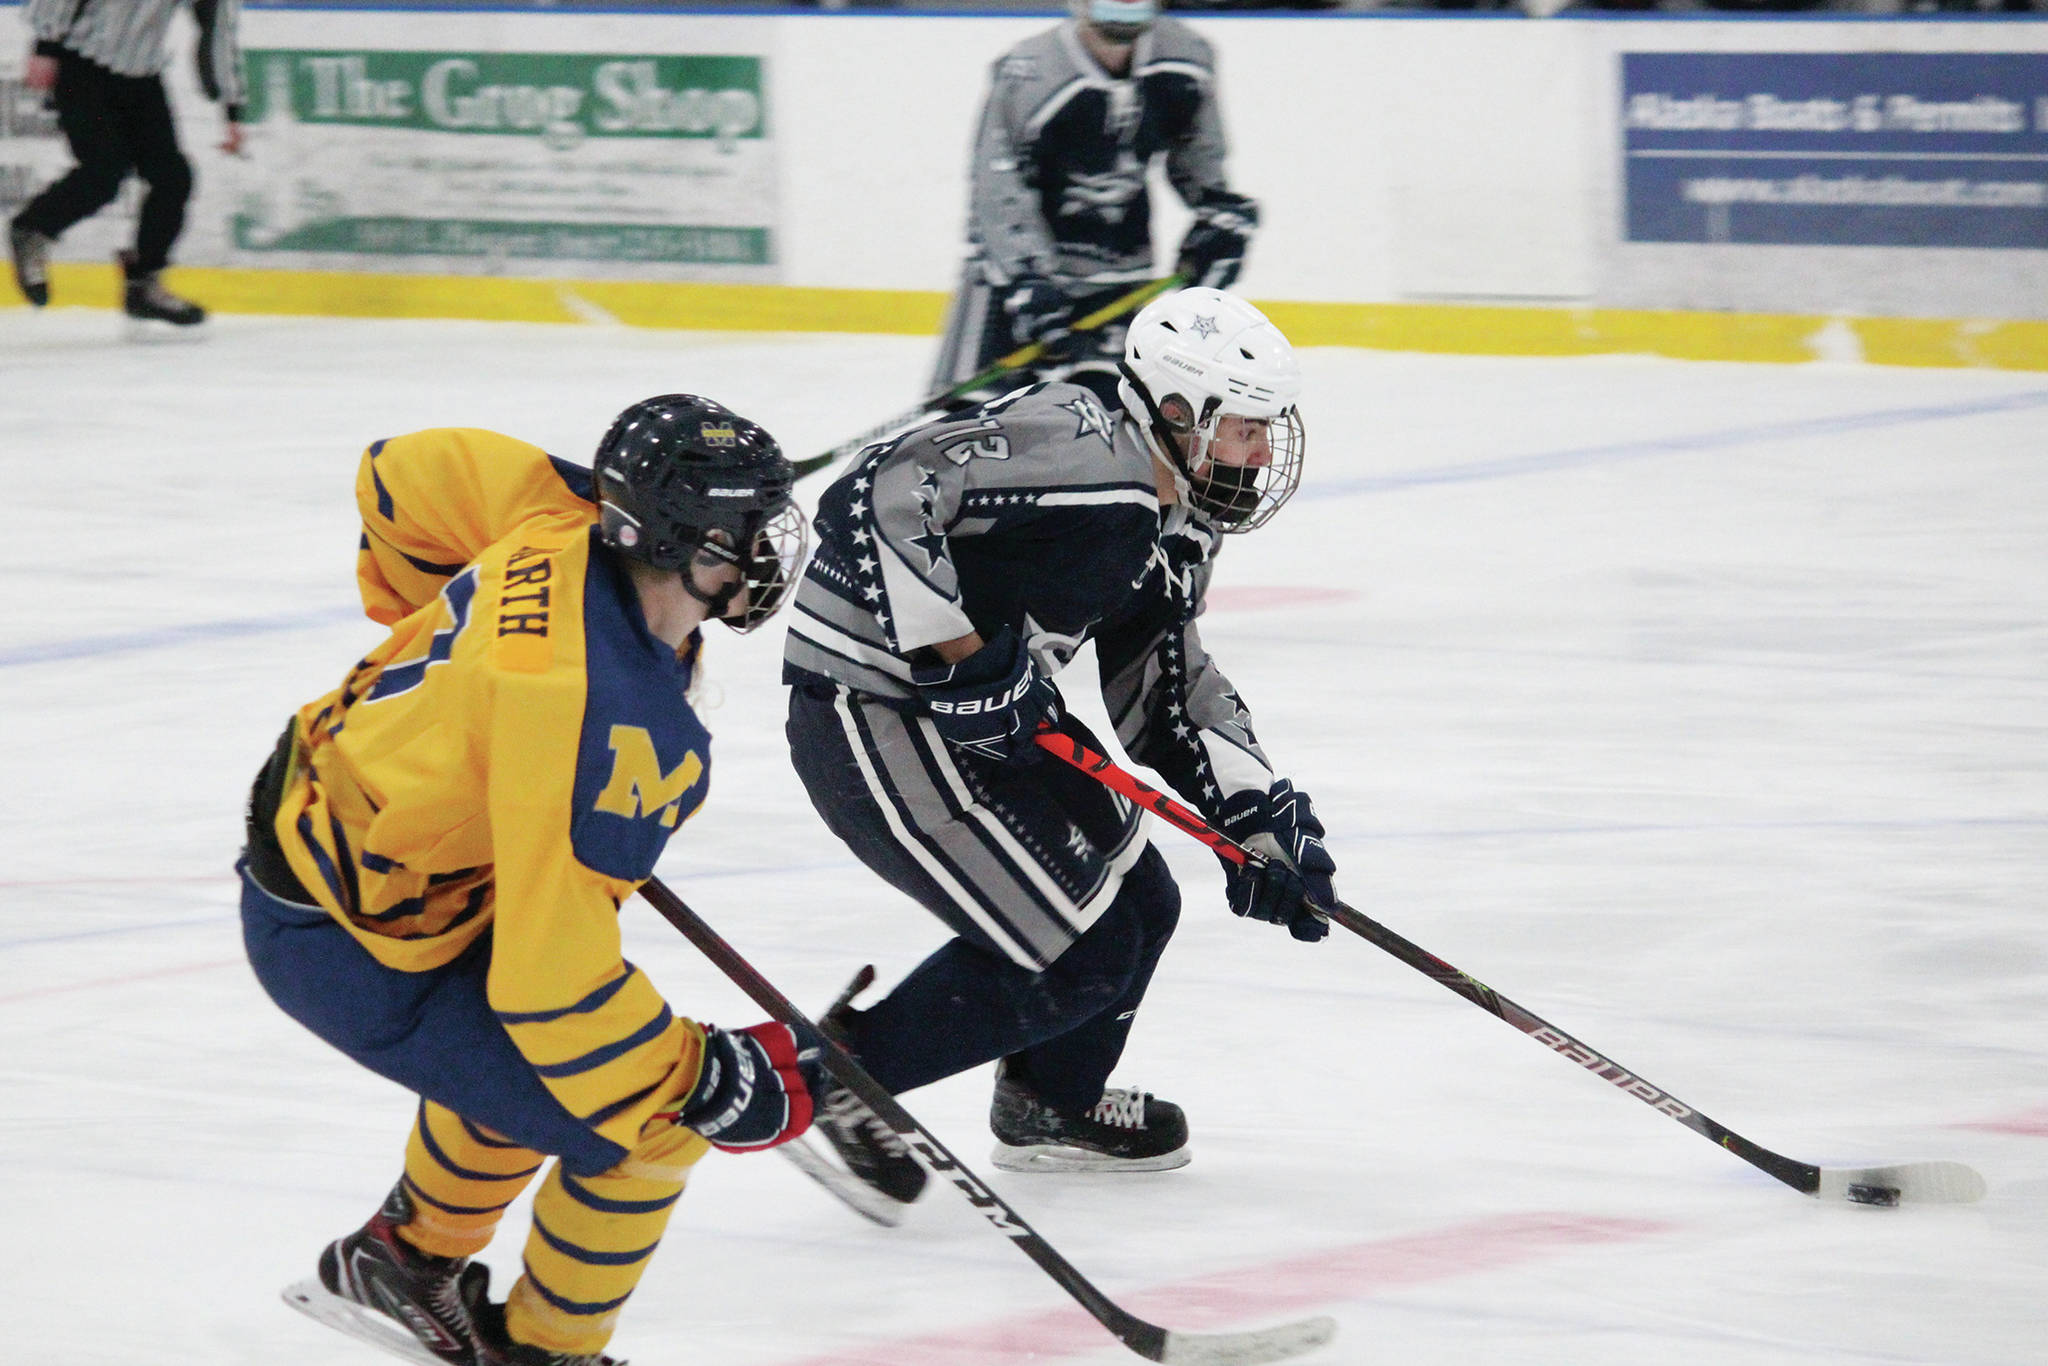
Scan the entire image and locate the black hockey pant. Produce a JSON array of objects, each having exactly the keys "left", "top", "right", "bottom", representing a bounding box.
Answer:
[
  {"left": 789, "top": 683, "right": 1182, "bottom": 1113},
  {"left": 16, "top": 51, "right": 192, "bottom": 275}
]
